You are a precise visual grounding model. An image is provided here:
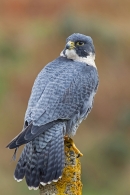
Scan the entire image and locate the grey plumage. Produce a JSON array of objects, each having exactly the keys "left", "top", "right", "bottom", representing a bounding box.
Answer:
[
  {"left": 14, "top": 123, "right": 64, "bottom": 188},
  {"left": 7, "top": 33, "right": 99, "bottom": 190}
]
